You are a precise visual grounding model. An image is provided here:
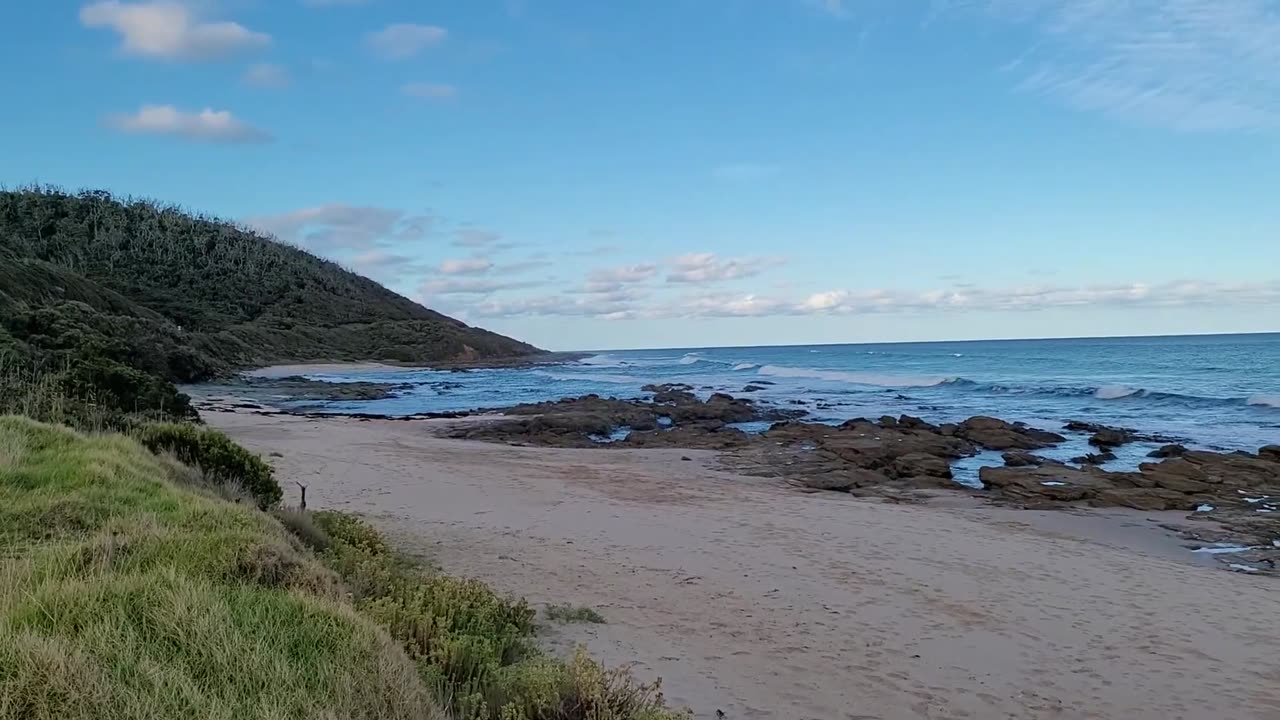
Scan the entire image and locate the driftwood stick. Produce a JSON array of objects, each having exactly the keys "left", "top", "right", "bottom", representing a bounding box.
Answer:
[{"left": 295, "top": 481, "right": 308, "bottom": 510}]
